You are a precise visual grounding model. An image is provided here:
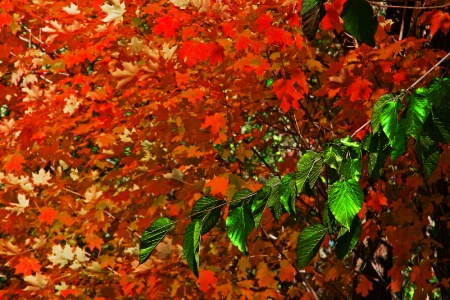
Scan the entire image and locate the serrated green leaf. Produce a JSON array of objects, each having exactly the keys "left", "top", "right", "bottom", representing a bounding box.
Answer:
[
  {"left": 252, "top": 185, "right": 271, "bottom": 227},
  {"left": 391, "top": 118, "right": 407, "bottom": 161},
  {"left": 230, "top": 188, "right": 254, "bottom": 209},
  {"left": 405, "top": 88, "right": 432, "bottom": 140},
  {"left": 183, "top": 219, "right": 202, "bottom": 277},
  {"left": 340, "top": 136, "right": 361, "bottom": 149},
  {"left": 139, "top": 217, "right": 174, "bottom": 265},
  {"left": 323, "top": 145, "right": 344, "bottom": 169},
  {"left": 372, "top": 94, "right": 395, "bottom": 134},
  {"left": 335, "top": 217, "right": 362, "bottom": 259},
  {"left": 328, "top": 180, "right": 363, "bottom": 229},
  {"left": 191, "top": 196, "right": 225, "bottom": 235},
  {"left": 339, "top": 158, "right": 362, "bottom": 181},
  {"left": 367, "top": 131, "right": 391, "bottom": 180},
  {"left": 226, "top": 206, "right": 255, "bottom": 254},
  {"left": 297, "top": 224, "right": 327, "bottom": 268},
  {"left": 266, "top": 177, "right": 282, "bottom": 220},
  {"left": 427, "top": 77, "right": 450, "bottom": 108},
  {"left": 323, "top": 202, "right": 335, "bottom": 233},
  {"left": 416, "top": 116, "right": 440, "bottom": 178},
  {"left": 380, "top": 100, "right": 401, "bottom": 146},
  {"left": 280, "top": 173, "right": 296, "bottom": 217},
  {"left": 341, "top": 0, "right": 377, "bottom": 46},
  {"left": 296, "top": 151, "right": 323, "bottom": 192}
]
